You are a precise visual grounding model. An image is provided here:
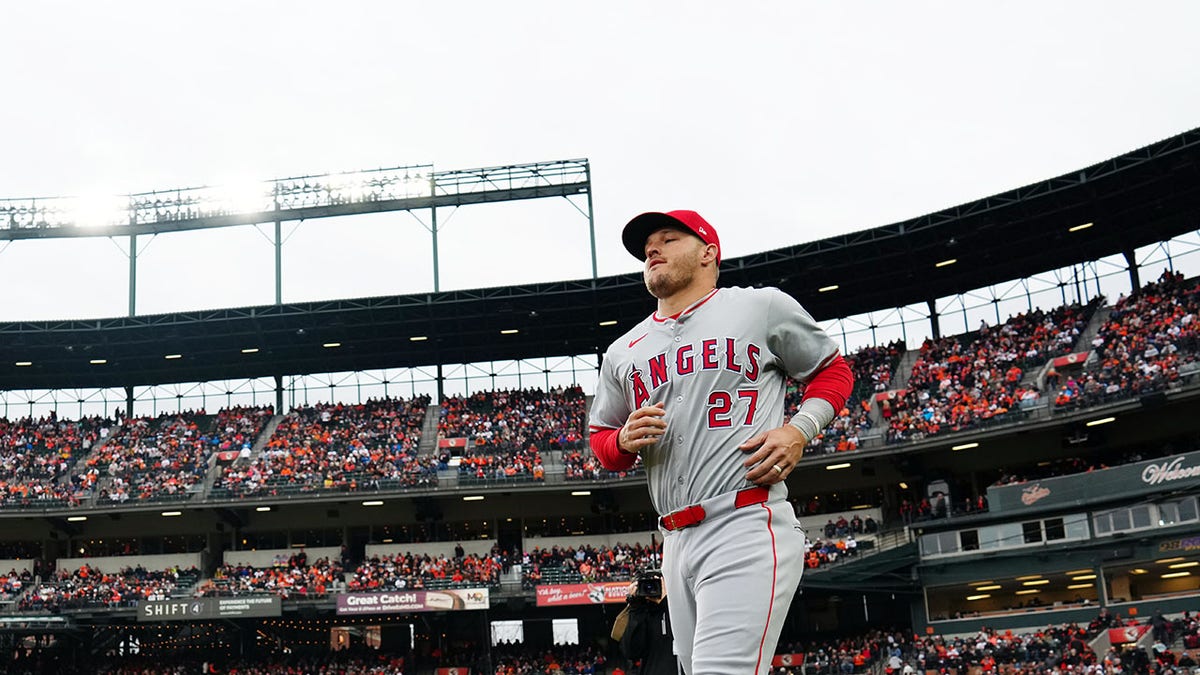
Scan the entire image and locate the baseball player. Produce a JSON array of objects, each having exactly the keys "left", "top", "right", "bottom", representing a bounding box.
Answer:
[{"left": 589, "top": 210, "right": 853, "bottom": 675}]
